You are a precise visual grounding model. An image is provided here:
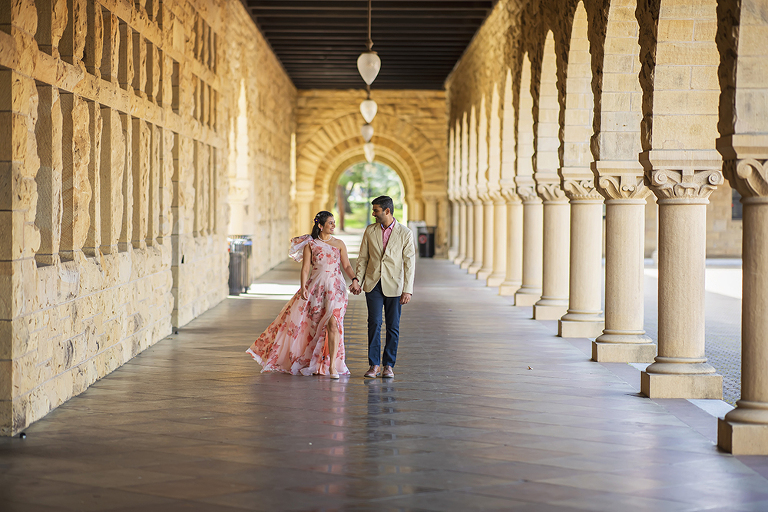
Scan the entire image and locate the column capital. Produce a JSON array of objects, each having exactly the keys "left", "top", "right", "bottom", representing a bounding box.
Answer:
[
  {"left": 500, "top": 185, "right": 520, "bottom": 203},
  {"left": 515, "top": 176, "right": 538, "bottom": 203},
  {"left": 648, "top": 168, "right": 723, "bottom": 203},
  {"left": 562, "top": 172, "right": 603, "bottom": 202},
  {"left": 641, "top": 150, "right": 723, "bottom": 203},
  {"left": 718, "top": 134, "right": 768, "bottom": 199},
  {"left": 536, "top": 182, "right": 567, "bottom": 204},
  {"left": 593, "top": 160, "right": 651, "bottom": 201}
]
